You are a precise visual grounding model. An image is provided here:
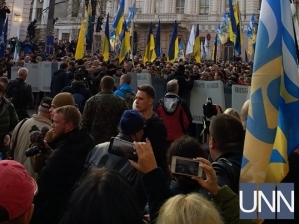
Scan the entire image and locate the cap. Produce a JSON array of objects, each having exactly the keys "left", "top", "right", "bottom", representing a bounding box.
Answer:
[
  {"left": 52, "top": 92, "right": 75, "bottom": 108},
  {"left": 120, "top": 110, "right": 145, "bottom": 135},
  {"left": 40, "top": 97, "right": 52, "bottom": 109},
  {"left": 0, "top": 160, "right": 37, "bottom": 221},
  {"left": 116, "top": 65, "right": 122, "bottom": 70}
]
